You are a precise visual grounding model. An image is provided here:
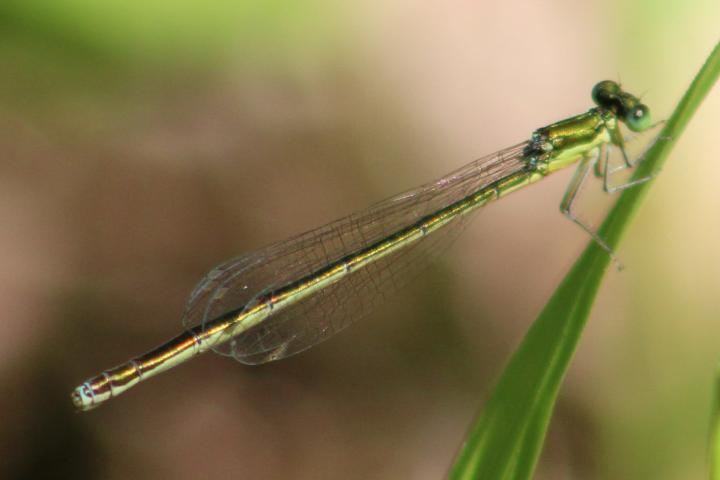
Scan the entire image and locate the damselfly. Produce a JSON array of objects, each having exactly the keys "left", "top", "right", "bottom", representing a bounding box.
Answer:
[{"left": 72, "top": 80, "right": 653, "bottom": 411}]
